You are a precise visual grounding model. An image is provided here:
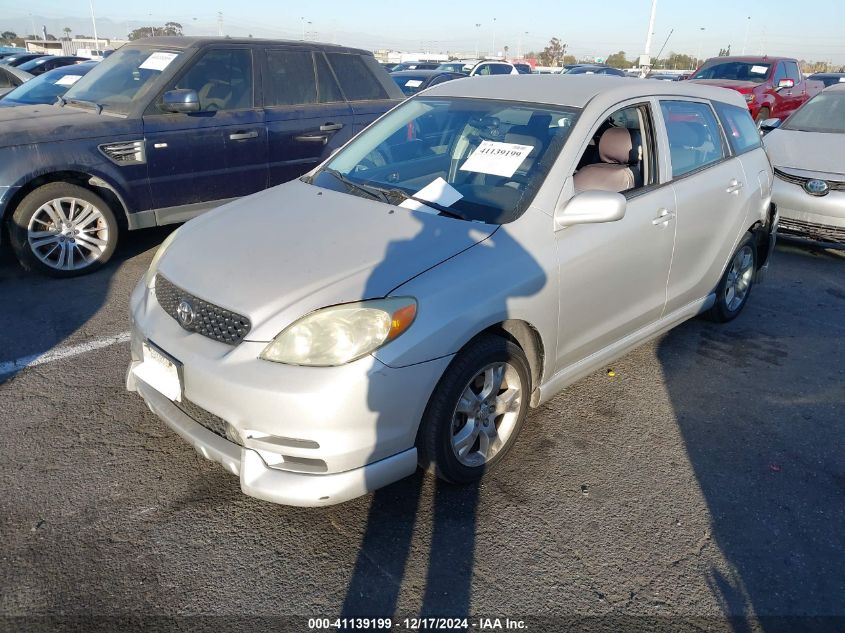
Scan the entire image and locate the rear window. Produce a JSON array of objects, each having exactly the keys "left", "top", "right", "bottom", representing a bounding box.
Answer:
[
  {"left": 713, "top": 101, "right": 762, "bottom": 154},
  {"left": 326, "top": 53, "right": 389, "bottom": 101},
  {"left": 392, "top": 74, "right": 428, "bottom": 96},
  {"left": 692, "top": 61, "right": 772, "bottom": 83},
  {"left": 266, "top": 50, "right": 317, "bottom": 106}
]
